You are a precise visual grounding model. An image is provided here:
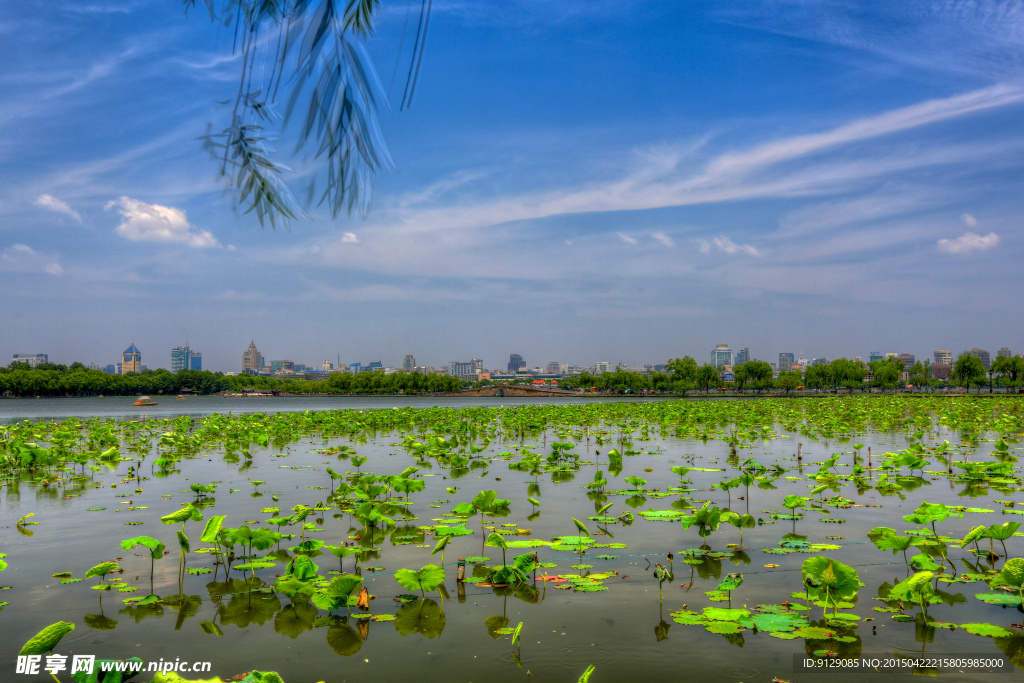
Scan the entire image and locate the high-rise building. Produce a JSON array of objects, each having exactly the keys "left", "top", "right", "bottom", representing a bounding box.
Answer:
[
  {"left": 778, "top": 353, "right": 794, "bottom": 371},
  {"left": 594, "top": 361, "right": 611, "bottom": 374},
  {"left": 242, "top": 341, "right": 263, "bottom": 372},
  {"left": 12, "top": 353, "right": 48, "bottom": 368},
  {"left": 321, "top": 360, "right": 334, "bottom": 372},
  {"left": 998, "top": 347, "right": 1011, "bottom": 359},
  {"left": 471, "top": 358, "right": 483, "bottom": 373},
  {"left": 508, "top": 354, "right": 526, "bottom": 372},
  {"left": 172, "top": 343, "right": 202, "bottom": 372},
  {"left": 711, "top": 344, "right": 732, "bottom": 368},
  {"left": 869, "top": 351, "right": 884, "bottom": 364},
  {"left": 933, "top": 350, "right": 952, "bottom": 366},
  {"left": 402, "top": 355, "right": 415, "bottom": 373},
  {"left": 121, "top": 344, "right": 141, "bottom": 374},
  {"left": 545, "top": 361, "right": 560, "bottom": 374},
  {"left": 734, "top": 348, "right": 749, "bottom": 366},
  {"left": 898, "top": 354, "right": 915, "bottom": 371},
  {"left": 970, "top": 348, "right": 991, "bottom": 369},
  {"left": 366, "top": 361, "right": 384, "bottom": 371}
]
